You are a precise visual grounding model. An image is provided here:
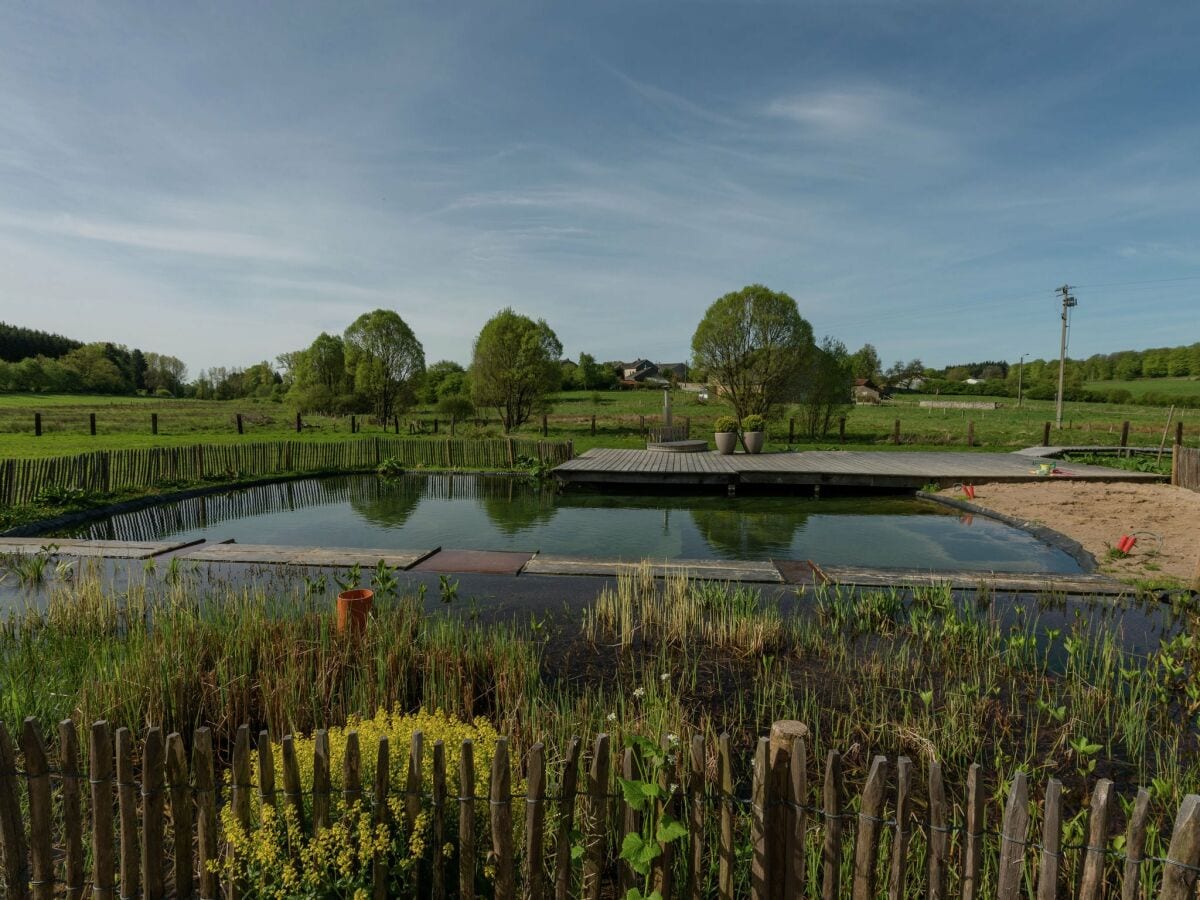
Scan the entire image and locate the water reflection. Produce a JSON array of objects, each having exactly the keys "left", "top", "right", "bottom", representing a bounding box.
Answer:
[{"left": 56, "top": 473, "right": 1083, "bottom": 572}]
